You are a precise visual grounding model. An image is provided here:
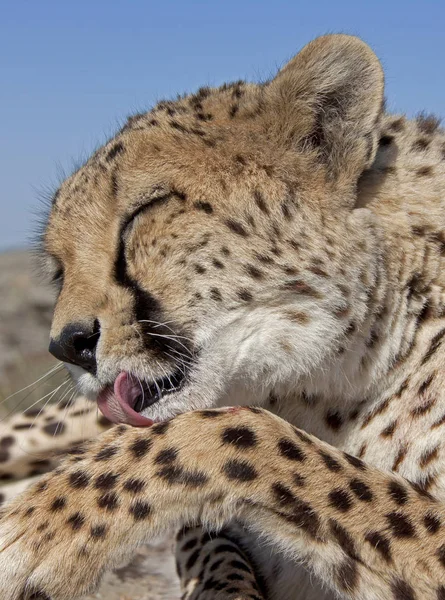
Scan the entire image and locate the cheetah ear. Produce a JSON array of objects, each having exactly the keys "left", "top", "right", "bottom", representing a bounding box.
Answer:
[{"left": 267, "top": 35, "right": 384, "bottom": 184}]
